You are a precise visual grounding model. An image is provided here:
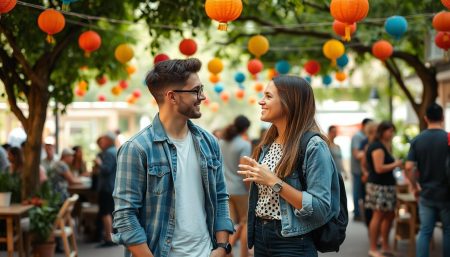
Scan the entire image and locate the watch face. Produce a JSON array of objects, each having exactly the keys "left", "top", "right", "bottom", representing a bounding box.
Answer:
[{"left": 272, "top": 182, "right": 282, "bottom": 193}]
